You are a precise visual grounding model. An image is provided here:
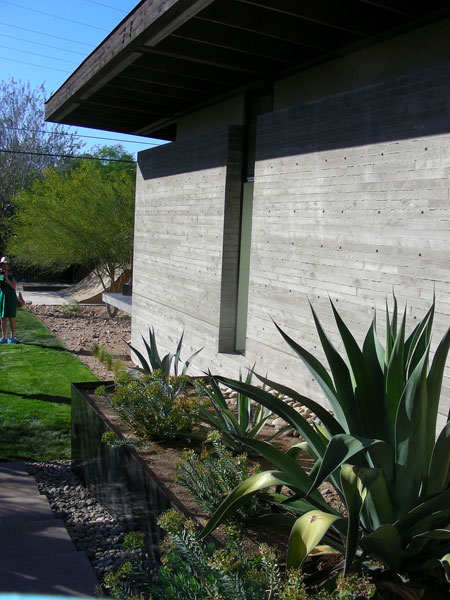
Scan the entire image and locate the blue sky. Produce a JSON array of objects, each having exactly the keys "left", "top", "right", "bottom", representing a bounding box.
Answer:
[{"left": 0, "top": 0, "right": 166, "bottom": 157}]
